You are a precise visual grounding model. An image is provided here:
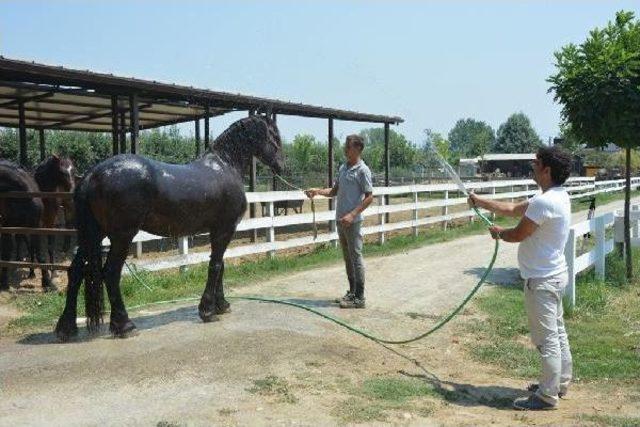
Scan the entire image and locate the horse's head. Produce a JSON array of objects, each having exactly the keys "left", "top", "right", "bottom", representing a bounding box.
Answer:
[
  {"left": 35, "top": 155, "right": 77, "bottom": 193},
  {"left": 247, "top": 115, "right": 284, "bottom": 175}
]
